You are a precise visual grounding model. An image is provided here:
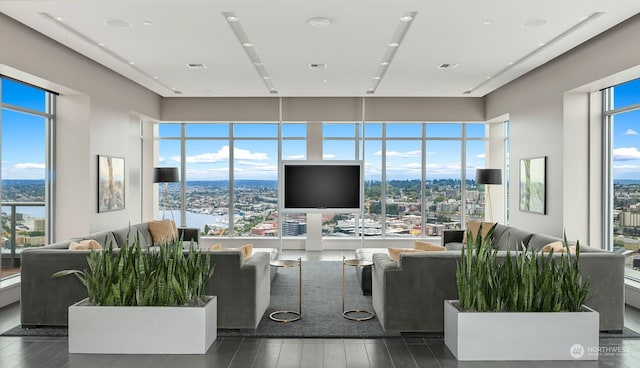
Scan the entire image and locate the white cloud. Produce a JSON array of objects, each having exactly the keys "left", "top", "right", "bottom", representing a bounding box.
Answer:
[
  {"left": 14, "top": 163, "right": 45, "bottom": 170},
  {"left": 323, "top": 153, "right": 336, "bottom": 159},
  {"left": 624, "top": 129, "right": 639, "bottom": 136},
  {"left": 614, "top": 147, "right": 640, "bottom": 161},
  {"left": 179, "top": 146, "right": 268, "bottom": 163},
  {"left": 285, "top": 154, "right": 305, "bottom": 160},
  {"left": 373, "top": 150, "right": 420, "bottom": 157},
  {"left": 476, "top": 153, "right": 486, "bottom": 159}
]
